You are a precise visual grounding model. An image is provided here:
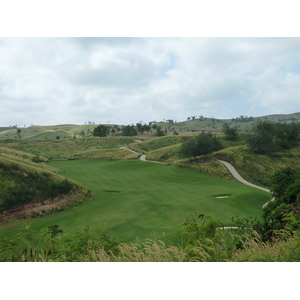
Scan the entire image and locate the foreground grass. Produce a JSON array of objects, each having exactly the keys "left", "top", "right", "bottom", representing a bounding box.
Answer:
[
  {"left": 2, "top": 224, "right": 299, "bottom": 262},
  {"left": 0, "top": 159, "right": 271, "bottom": 245}
]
